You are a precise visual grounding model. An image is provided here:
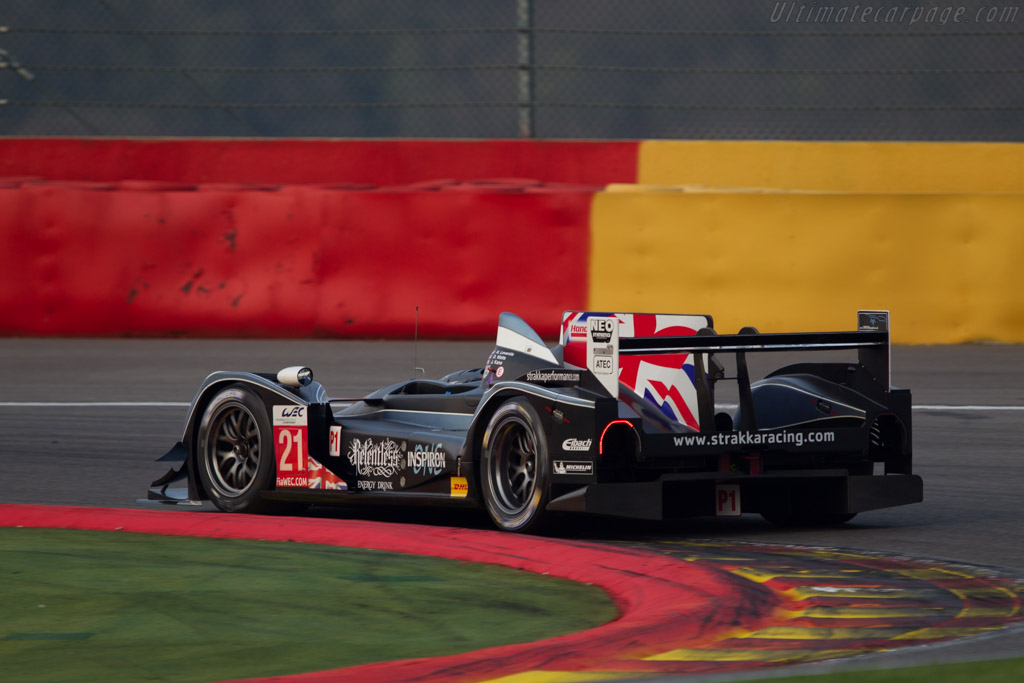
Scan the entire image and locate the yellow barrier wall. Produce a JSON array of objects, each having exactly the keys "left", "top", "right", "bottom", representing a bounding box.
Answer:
[
  {"left": 639, "top": 141, "right": 1024, "bottom": 193},
  {"left": 588, "top": 190, "right": 1024, "bottom": 344}
]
